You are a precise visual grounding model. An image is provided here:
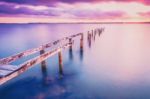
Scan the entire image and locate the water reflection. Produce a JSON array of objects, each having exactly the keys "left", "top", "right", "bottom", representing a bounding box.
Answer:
[
  {"left": 79, "top": 34, "right": 84, "bottom": 61},
  {"left": 40, "top": 60, "right": 50, "bottom": 86},
  {"left": 40, "top": 49, "right": 51, "bottom": 86},
  {"left": 69, "top": 48, "right": 73, "bottom": 60},
  {"left": 79, "top": 47, "right": 84, "bottom": 61},
  {"left": 1, "top": 24, "right": 150, "bottom": 99},
  {"left": 58, "top": 51, "right": 64, "bottom": 77},
  {"left": 69, "top": 38, "right": 73, "bottom": 60}
]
